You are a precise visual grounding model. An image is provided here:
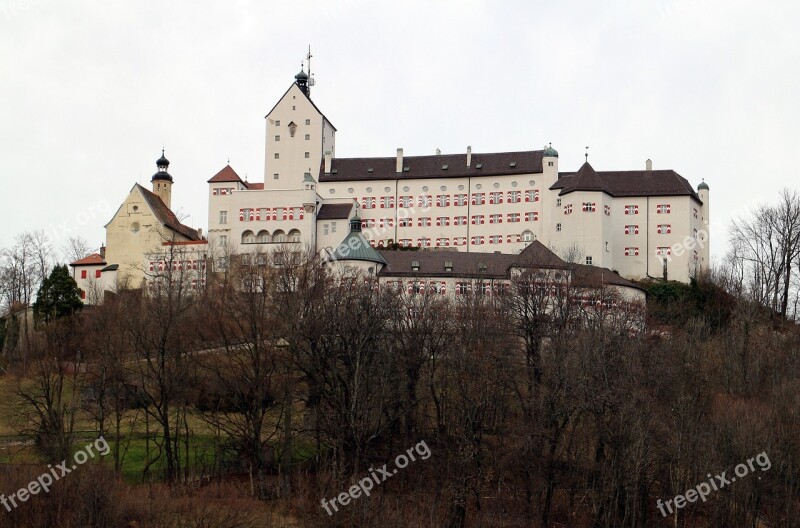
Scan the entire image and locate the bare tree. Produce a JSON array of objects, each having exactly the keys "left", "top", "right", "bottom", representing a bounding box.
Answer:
[
  {"left": 61, "top": 235, "right": 92, "bottom": 264},
  {"left": 730, "top": 189, "right": 800, "bottom": 319}
]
